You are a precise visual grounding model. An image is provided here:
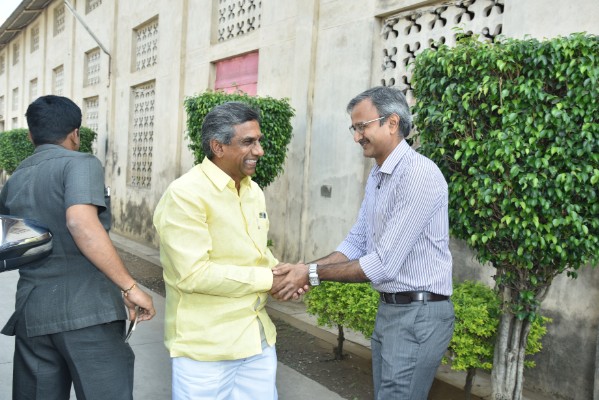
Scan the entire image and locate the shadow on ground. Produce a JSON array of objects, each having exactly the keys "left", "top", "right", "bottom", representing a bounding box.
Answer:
[{"left": 122, "top": 248, "right": 481, "bottom": 400}]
